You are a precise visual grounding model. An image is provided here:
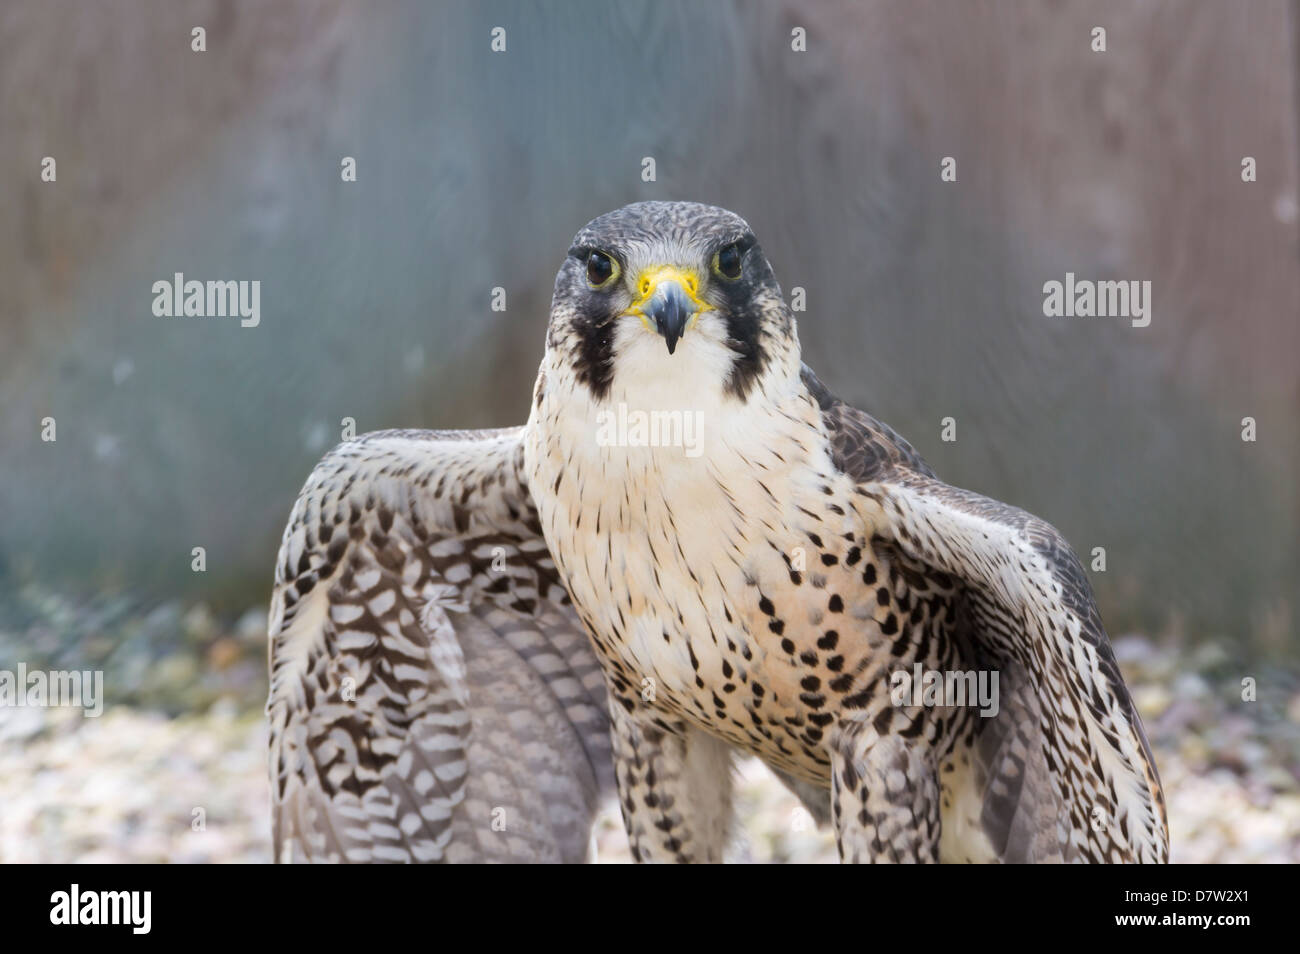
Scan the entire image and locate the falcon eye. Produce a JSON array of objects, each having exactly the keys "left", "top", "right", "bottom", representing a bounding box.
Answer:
[
  {"left": 713, "top": 242, "right": 743, "bottom": 281},
  {"left": 586, "top": 250, "right": 618, "bottom": 288}
]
